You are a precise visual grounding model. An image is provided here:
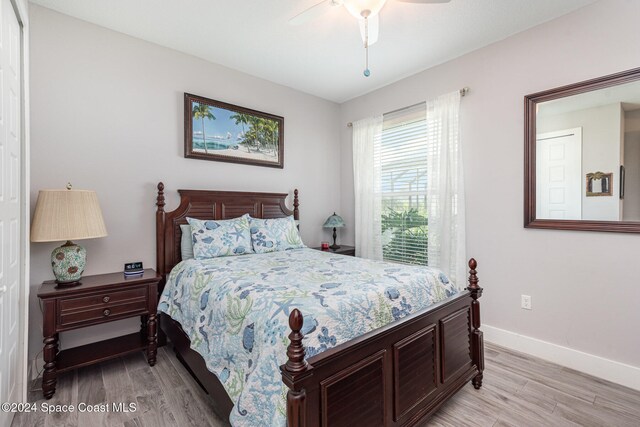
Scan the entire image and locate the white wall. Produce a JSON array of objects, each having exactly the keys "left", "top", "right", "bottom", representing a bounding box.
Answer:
[
  {"left": 623, "top": 109, "right": 640, "bottom": 221},
  {"left": 28, "top": 6, "right": 341, "bottom": 361},
  {"left": 538, "top": 103, "right": 622, "bottom": 220},
  {"left": 623, "top": 131, "right": 640, "bottom": 220},
  {"left": 340, "top": 0, "right": 640, "bottom": 368}
]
